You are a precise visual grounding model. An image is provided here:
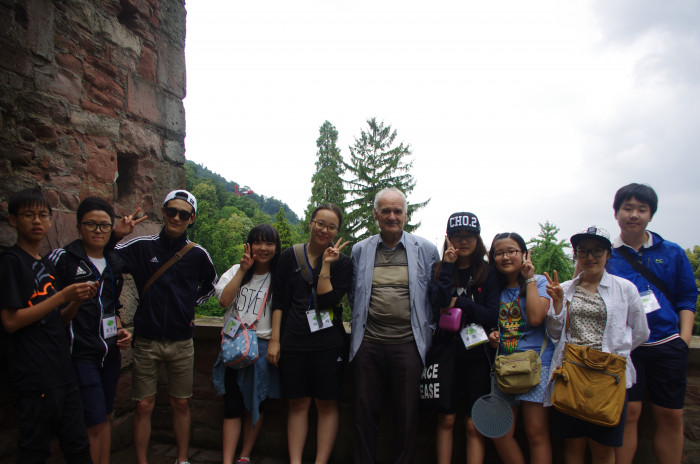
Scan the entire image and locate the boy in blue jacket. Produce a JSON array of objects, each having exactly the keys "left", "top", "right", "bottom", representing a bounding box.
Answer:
[{"left": 608, "top": 183, "right": 697, "bottom": 464}]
